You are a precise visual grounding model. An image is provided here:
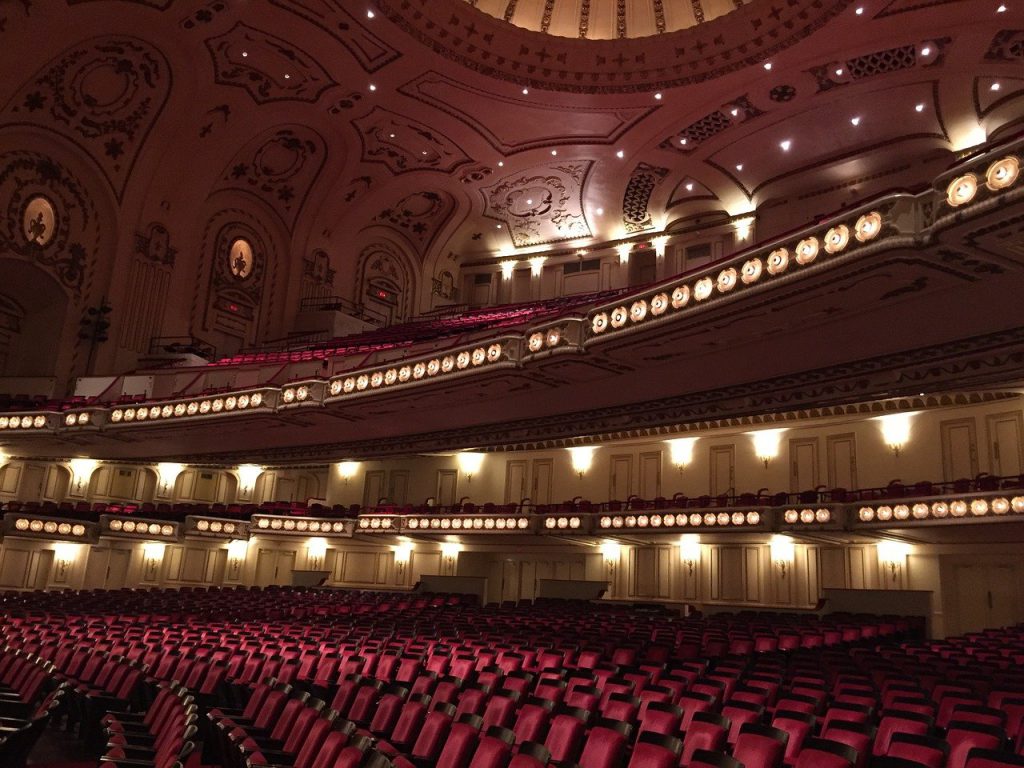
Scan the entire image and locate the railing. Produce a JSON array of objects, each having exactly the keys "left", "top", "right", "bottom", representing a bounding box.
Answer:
[
  {"left": 147, "top": 336, "right": 216, "bottom": 360},
  {"left": 298, "top": 294, "right": 387, "bottom": 325}
]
